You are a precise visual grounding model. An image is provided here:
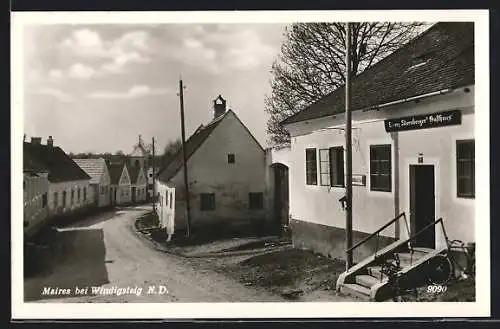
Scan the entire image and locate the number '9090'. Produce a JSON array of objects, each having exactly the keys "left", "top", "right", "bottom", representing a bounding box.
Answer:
[{"left": 427, "top": 285, "right": 448, "bottom": 293}]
